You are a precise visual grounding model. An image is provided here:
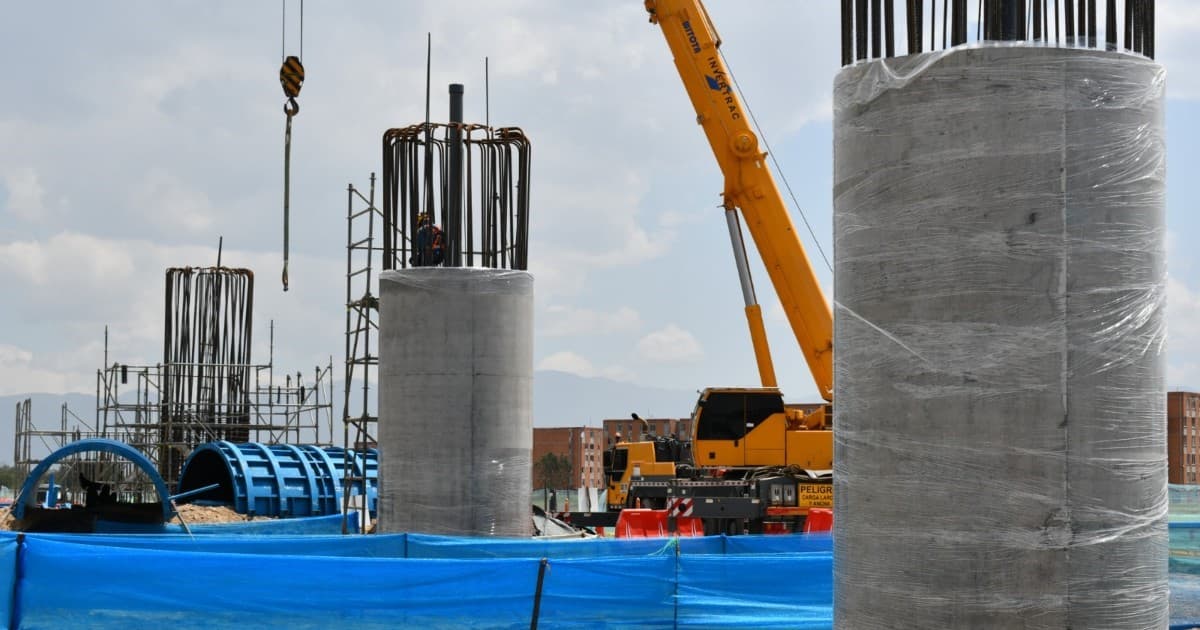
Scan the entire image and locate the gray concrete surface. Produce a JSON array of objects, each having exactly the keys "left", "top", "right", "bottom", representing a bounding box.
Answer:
[
  {"left": 833, "top": 46, "right": 1166, "bottom": 628},
  {"left": 377, "top": 268, "right": 533, "bottom": 536}
]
